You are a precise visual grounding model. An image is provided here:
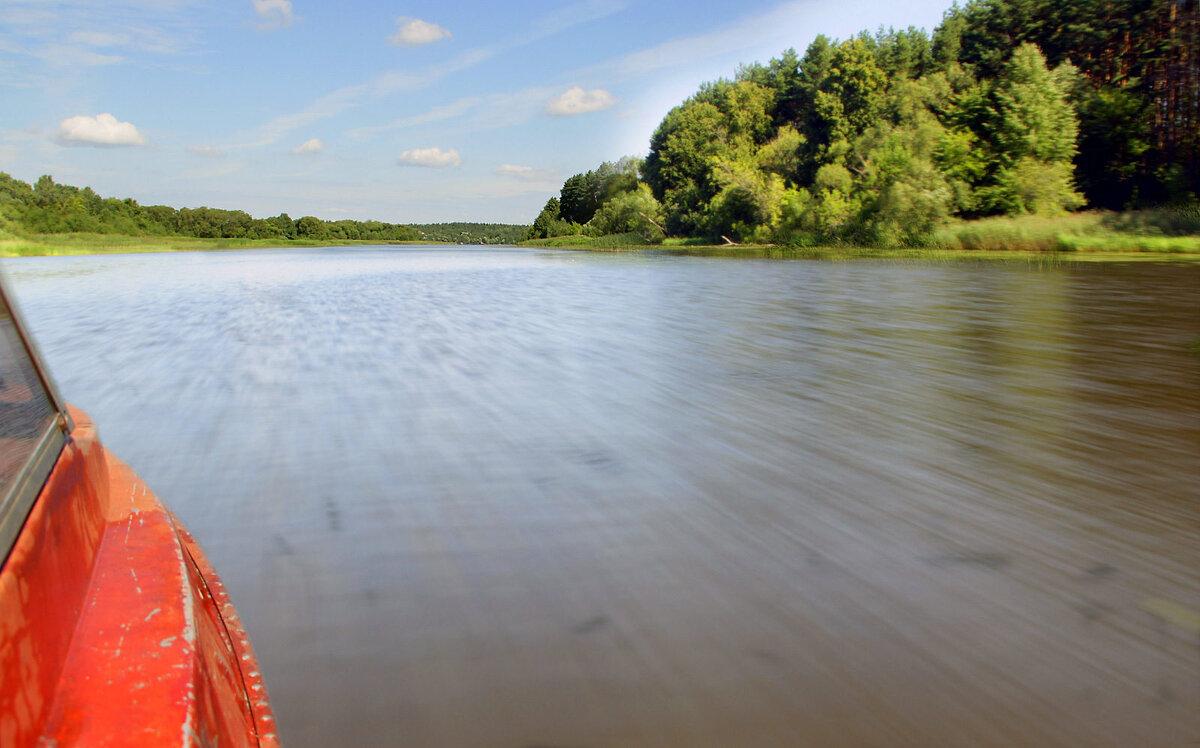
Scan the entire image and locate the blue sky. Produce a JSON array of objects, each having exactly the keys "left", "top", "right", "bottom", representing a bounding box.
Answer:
[{"left": 1, "top": 0, "right": 959, "bottom": 224}]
